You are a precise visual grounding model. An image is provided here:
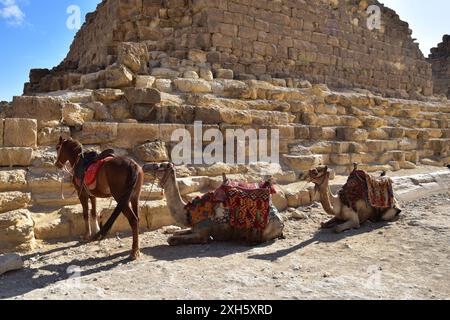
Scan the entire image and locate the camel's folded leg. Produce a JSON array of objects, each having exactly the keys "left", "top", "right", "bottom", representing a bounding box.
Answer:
[
  {"left": 173, "top": 228, "right": 193, "bottom": 236},
  {"left": 168, "top": 232, "right": 210, "bottom": 246},
  {"left": 334, "top": 219, "right": 360, "bottom": 233},
  {"left": 321, "top": 217, "right": 340, "bottom": 229}
]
